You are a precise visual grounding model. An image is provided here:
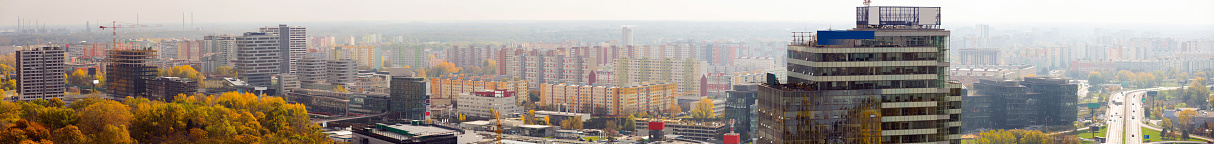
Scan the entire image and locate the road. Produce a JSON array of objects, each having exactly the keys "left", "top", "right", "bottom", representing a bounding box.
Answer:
[
  {"left": 1105, "top": 89, "right": 1125, "bottom": 144},
  {"left": 1107, "top": 86, "right": 1187, "bottom": 144}
]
